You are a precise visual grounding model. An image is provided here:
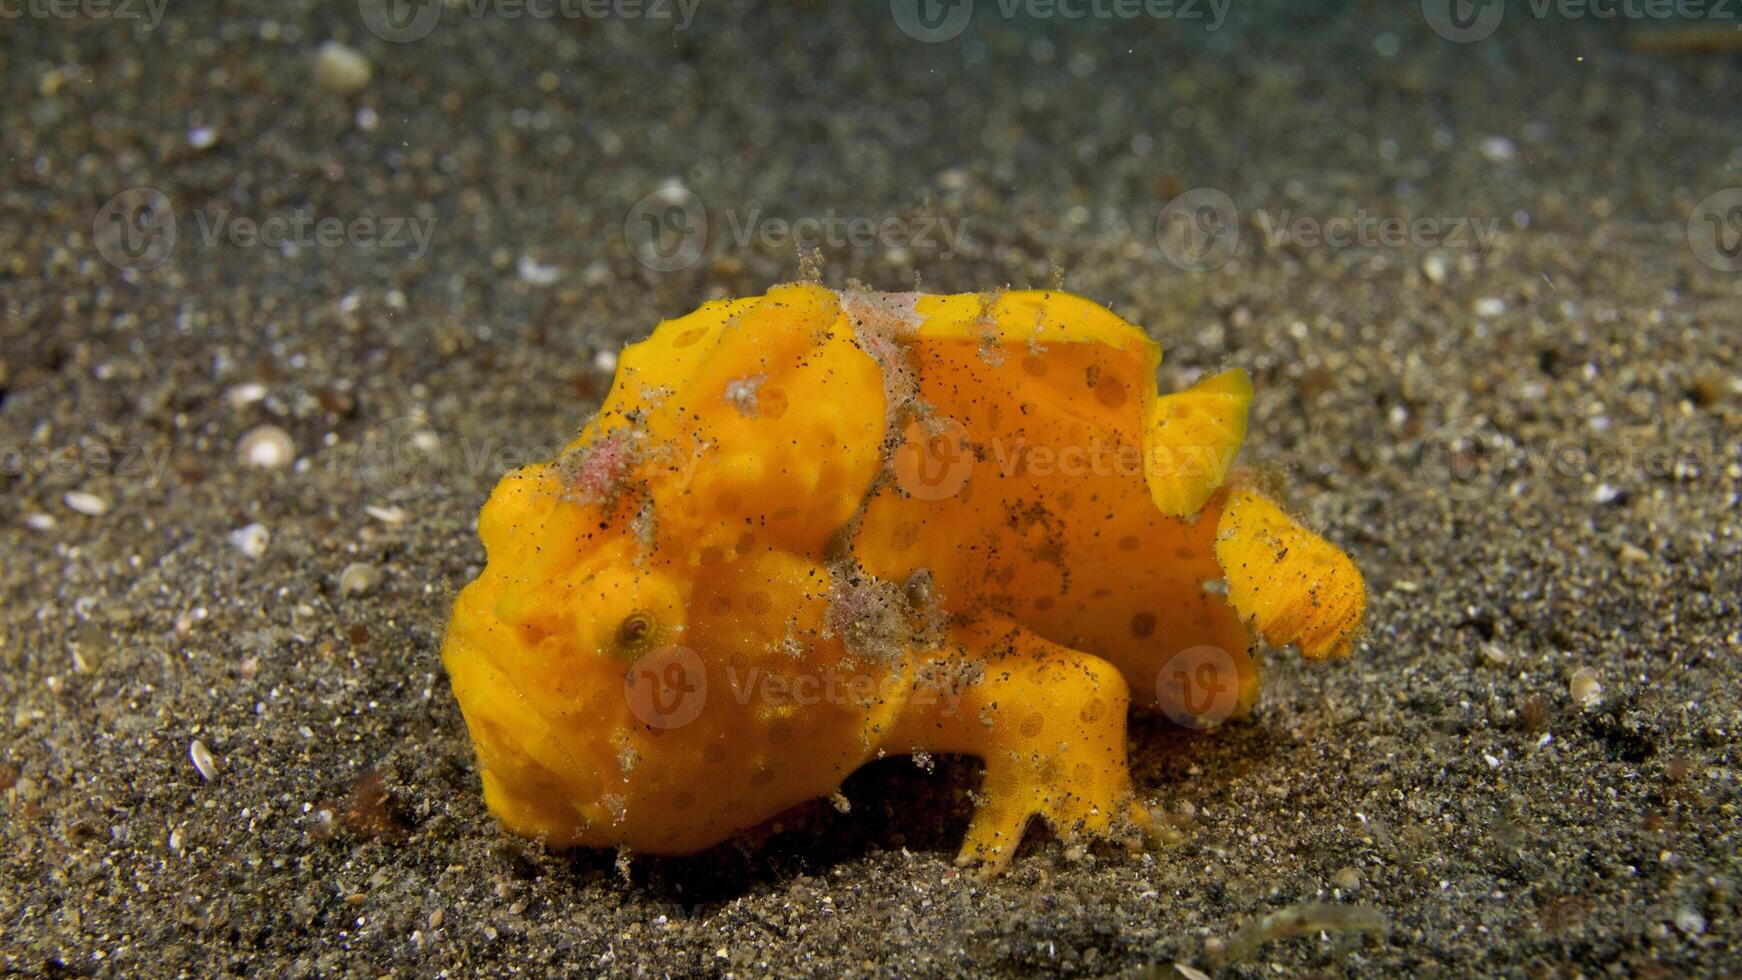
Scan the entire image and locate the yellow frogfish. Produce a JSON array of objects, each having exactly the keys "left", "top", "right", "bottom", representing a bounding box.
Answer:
[{"left": 442, "top": 284, "right": 1365, "bottom": 872}]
